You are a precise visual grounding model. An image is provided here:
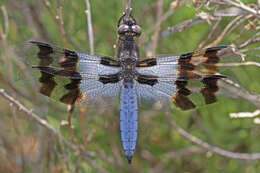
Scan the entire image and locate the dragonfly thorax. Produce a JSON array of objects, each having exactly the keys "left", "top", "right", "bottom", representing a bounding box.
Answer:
[{"left": 119, "top": 57, "right": 137, "bottom": 81}]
